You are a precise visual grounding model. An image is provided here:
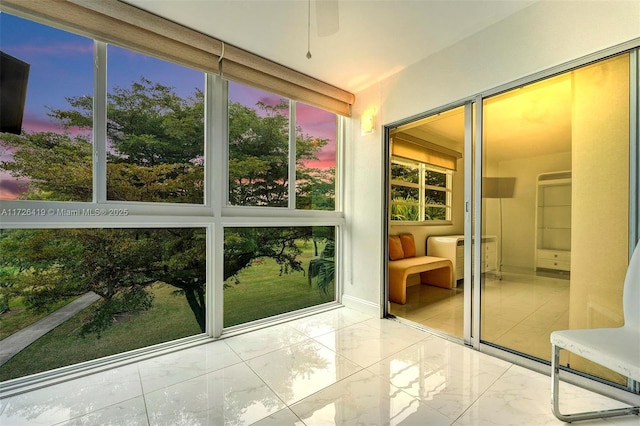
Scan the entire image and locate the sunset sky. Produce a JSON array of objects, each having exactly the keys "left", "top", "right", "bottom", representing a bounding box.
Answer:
[{"left": 0, "top": 12, "right": 336, "bottom": 200}]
